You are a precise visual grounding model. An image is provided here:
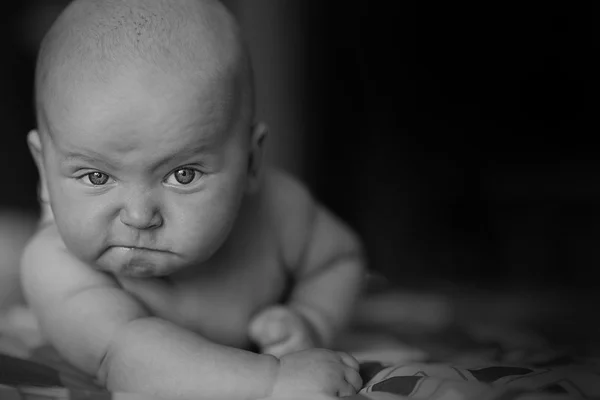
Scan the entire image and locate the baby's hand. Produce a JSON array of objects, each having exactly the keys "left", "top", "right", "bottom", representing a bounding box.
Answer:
[
  {"left": 270, "top": 349, "right": 362, "bottom": 398},
  {"left": 248, "top": 305, "right": 317, "bottom": 357}
]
